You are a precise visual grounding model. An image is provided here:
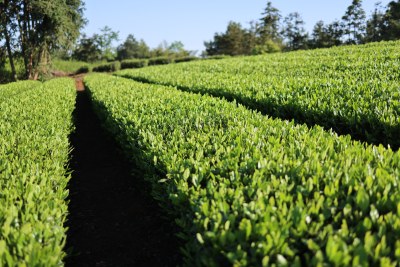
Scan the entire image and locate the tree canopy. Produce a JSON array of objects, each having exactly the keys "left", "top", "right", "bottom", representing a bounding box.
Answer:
[{"left": 0, "top": 0, "right": 86, "bottom": 80}]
